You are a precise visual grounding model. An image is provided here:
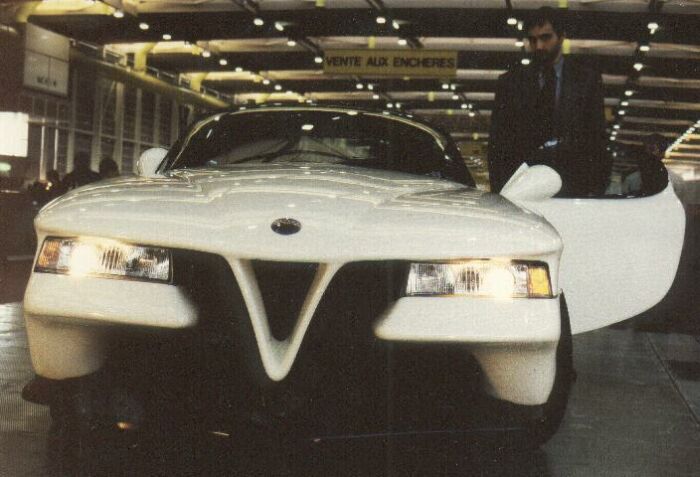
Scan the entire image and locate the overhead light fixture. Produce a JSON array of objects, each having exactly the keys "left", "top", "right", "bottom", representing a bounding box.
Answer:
[
  {"left": 274, "top": 84, "right": 282, "bottom": 91},
  {"left": 262, "top": 79, "right": 271, "bottom": 85},
  {"left": 162, "top": 33, "right": 172, "bottom": 41},
  {"left": 372, "top": 94, "right": 380, "bottom": 100},
  {"left": 392, "top": 20, "right": 400, "bottom": 30},
  {"left": 113, "top": 10, "right": 124, "bottom": 19},
  {"left": 235, "top": 67, "right": 243, "bottom": 73},
  {"left": 461, "top": 103, "right": 468, "bottom": 109},
  {"left": 201, "top": 50, "right": 211, "bottom": 58},
  {"left": 452, "top": 94, "right": 459, "bottom": 100},
  {"left": 517, "top": 21, "right": 524, "bottom": 31},
  {"left": 395, "top": 102, "right": 401, "bottom": 109},
  {"left": 521, "top": 58, "right": 531, "bottom": 65},
  {"left": 648, "top": 22, "right": 659, "bottom": 33},
  {"left": 219, "top": 58, "right": 228, "bottom": 66},
  {"left": 376, "top": 16, "right": 386, "bottom": 24},
  {"left": 139, "top": 22, "right": 149, "bottom": 31},
  {"left": 610, "top": 136, "right": 616, "bottom": 141},
  {"left": 387, "top": 102, "right": 394, "bottom": 108},
  {"left": 450, "top": 84, "right": 457, "bottom": 91},
  {"left": 314, "top": 55, "right": 323, "bottom": 64},
  {"left": 275, "top": 22, "right": 285, "bottom": 32},
  {"left": 625, "top": 90, "right": 634, "bottom": 97},
  {"left": 639, "top": 43, "right": 650, "bottom": 52},
  {"left": 397, "top": 38, "right": 407, "bottom": 46},
  {"left": 515, "top": 40, "right": 524, "bottom": 48},
  {"left": 442, "top": 83, "right": 449, "bottom": 90},
  {"left": 621, "top": 100, "right": 629, "bottom": 107},
  {"left": 619, "top": 110, "right": 626, "bottom": 115},
  {"left": 254, "top": 17, "right": 264, "bottom": 27},
  {"left": 287, "top": 39, "right": 297, "bottom": 47},
  {"left": 286, "top": 90, "right": 294, "bottom": 95},
  {"left": 468, "top": 111, "right": 476, "bottom": 117},
  {"left": 367, "top": 84, "right": 374, "bottom": 91},
  {"left": 356, "top": 83, "right": 364, "bottom": 90},
  {"left": 633, "top": 62, "right": 644, "bottom": 71},
  {"left": 613, "top": 124, "right": 621, "bottom": 130},
  {"left": 507, "top": 17, "right": 518, "bottom": 26}
]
